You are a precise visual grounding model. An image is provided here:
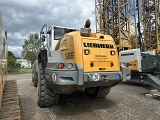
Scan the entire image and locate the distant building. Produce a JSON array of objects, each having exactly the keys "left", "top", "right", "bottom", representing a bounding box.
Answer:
[{"left": 17, "top": 59, "right": 31, "bottom": 68}]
